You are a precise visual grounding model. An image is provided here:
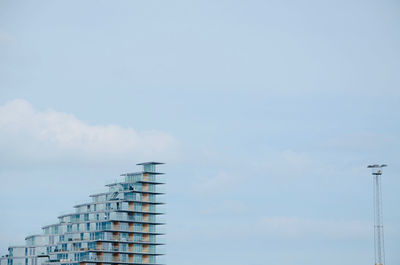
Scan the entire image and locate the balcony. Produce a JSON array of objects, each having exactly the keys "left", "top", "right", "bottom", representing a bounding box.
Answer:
[
  {"left": 81, "top": 257, "right": 161, "bottom": 264},
  {"left": 90, "top": 248, "right": 157, "bottom": 255}
]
